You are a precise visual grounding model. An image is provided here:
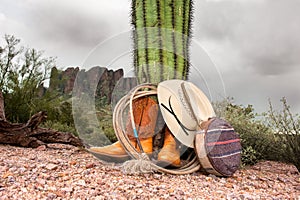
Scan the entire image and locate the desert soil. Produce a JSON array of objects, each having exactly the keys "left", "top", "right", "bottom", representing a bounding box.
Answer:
[{"left": 0, "top": 144, "right": 299, "bottom": 200}]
